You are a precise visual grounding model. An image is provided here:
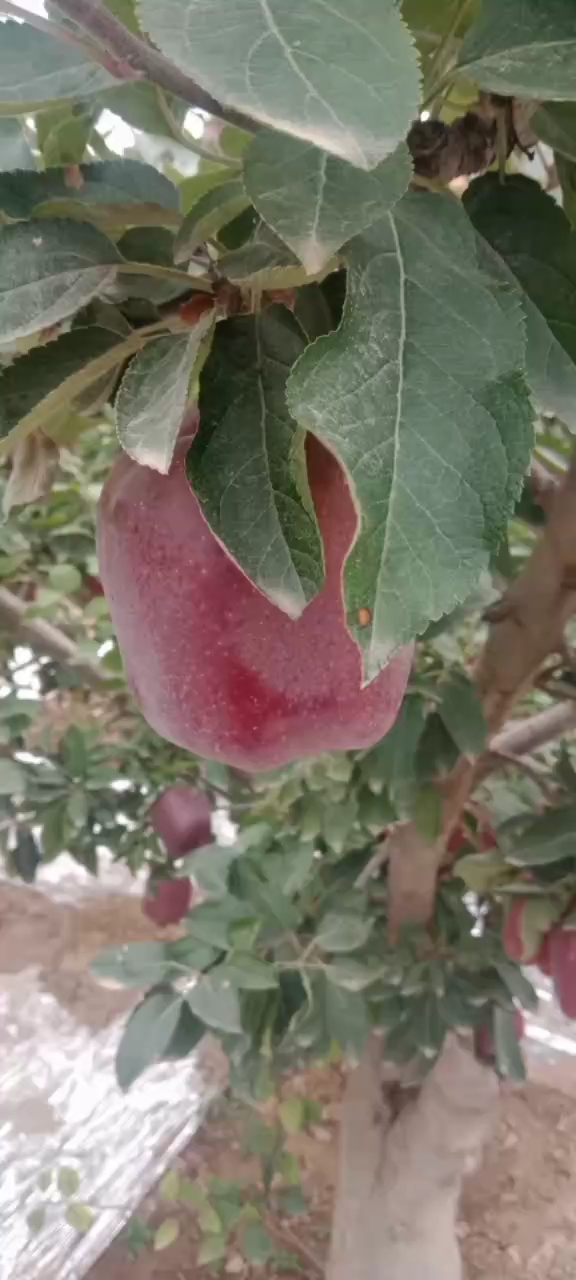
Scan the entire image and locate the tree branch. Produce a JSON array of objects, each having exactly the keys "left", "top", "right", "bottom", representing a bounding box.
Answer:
[
  {"left": 491, "top": 701, "right": 576, "bottom": 757},
  {"left": 0, "top": 586, "right": 108, "bottom": 690},
  {"left": 50, "top": 0, "right": 255, "bottom": 130}
]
